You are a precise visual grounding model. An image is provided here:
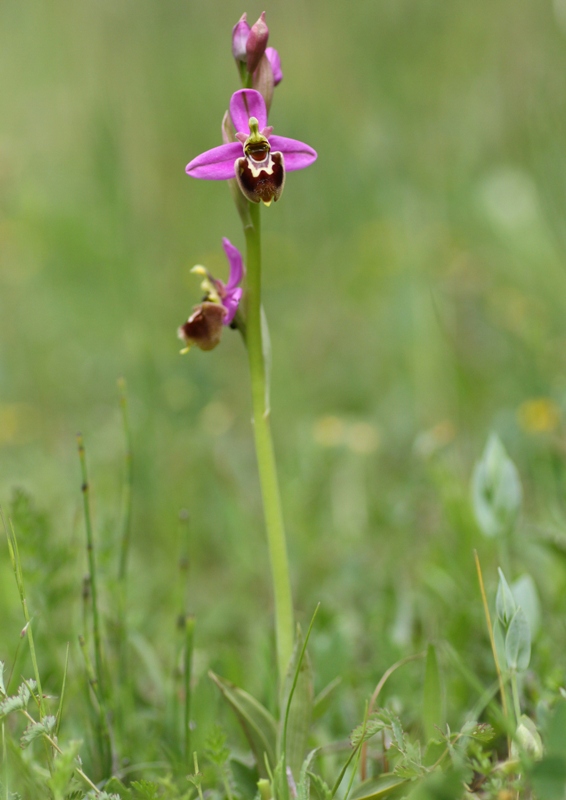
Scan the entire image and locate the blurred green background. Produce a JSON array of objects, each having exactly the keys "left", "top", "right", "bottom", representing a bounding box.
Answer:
[{"left": 2, "top": 0, "right": 566, "bottom": 755}]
